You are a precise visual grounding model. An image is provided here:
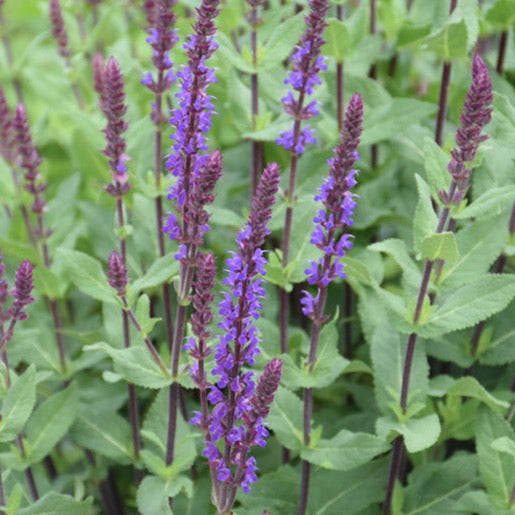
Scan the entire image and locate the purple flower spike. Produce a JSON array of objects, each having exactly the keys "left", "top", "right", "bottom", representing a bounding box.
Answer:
[
  {"left": 107, "top": 251, "right": 128, "bottom": 297},
  {"left": 11, "top": 260, "right": 34, "bottom": 321},
  {"left": 102, "top": 57, "right": 130, "bottom": 196},
  {"left": 0, "top": 88, "right": 16, "bottom": 164},
  {"left": 276, "top": 0, "right": 329, "bottom": 155},
  {"left": 49, "top": 0, "right": 70, "bottom": 59},
  {"left": 93, "top": 52, "right": 106, "bottom": 106},
  {"left": 442, "top": 55, "right": 493, "bottom": 206},
  {"left": 0, "top": 252, "right": 8, "bottom": 310},
  {"left": 142, "top": 0, "right": 178, "bottom": 97},
  {"left": 186, "top": 252, "right": 216, "bottom": 391},
  {"left": 301, "top": 93, "right": 363, "bottom": 318},
  {"left": 205, "top": 163, "right": 280, "bottom": 494},
  {"left": 166, "top": 0, "right": 220, "bottom": 209},
  {"left": 13, "top": 104, "right": 48, "bottom": 217}
]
